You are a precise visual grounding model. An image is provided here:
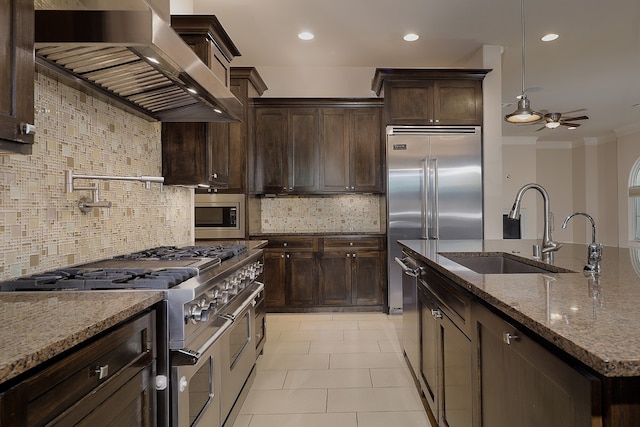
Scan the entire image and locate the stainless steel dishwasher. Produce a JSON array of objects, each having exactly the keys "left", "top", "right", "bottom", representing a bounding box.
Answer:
[{"left": 395, "top": 252, "right": 421, "bottom": 375}]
